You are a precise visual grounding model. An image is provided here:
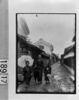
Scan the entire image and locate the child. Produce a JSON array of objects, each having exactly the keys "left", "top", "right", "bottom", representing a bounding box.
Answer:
[{"left": 44, "top": 60, "right": 51, "bottom": 84}]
